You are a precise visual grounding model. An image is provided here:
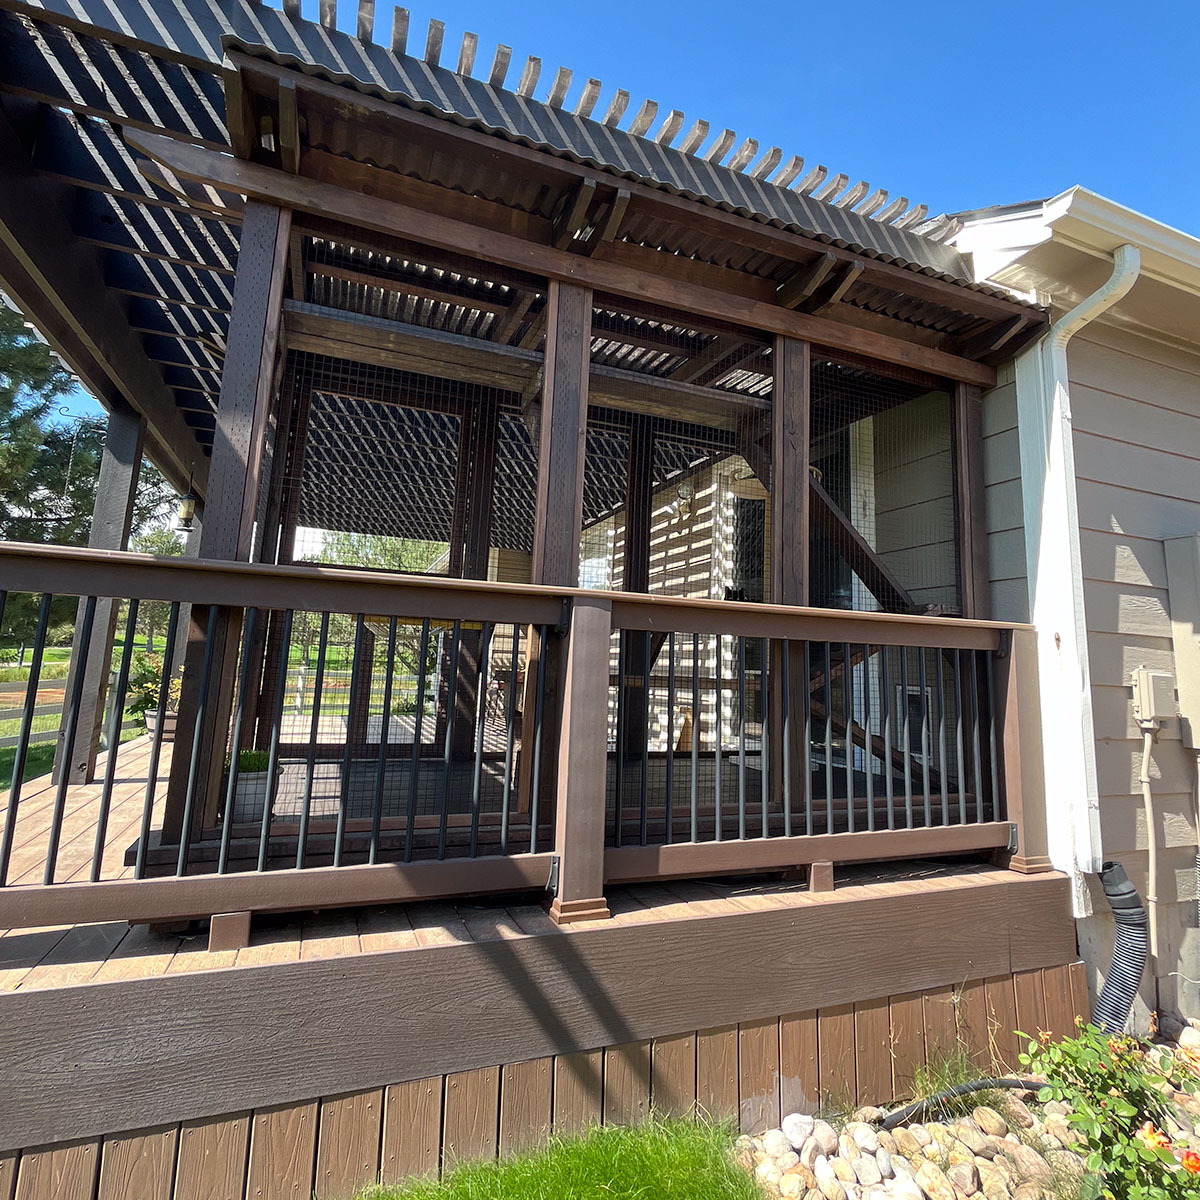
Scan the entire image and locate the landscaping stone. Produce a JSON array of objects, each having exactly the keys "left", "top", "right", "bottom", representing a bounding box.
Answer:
[
  {"left": 784, "top": 1113, "right": 817, "bottom": 1148},
  {"left": 972, "top": 1106, "right": 1008, "bottom": 1138}
]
